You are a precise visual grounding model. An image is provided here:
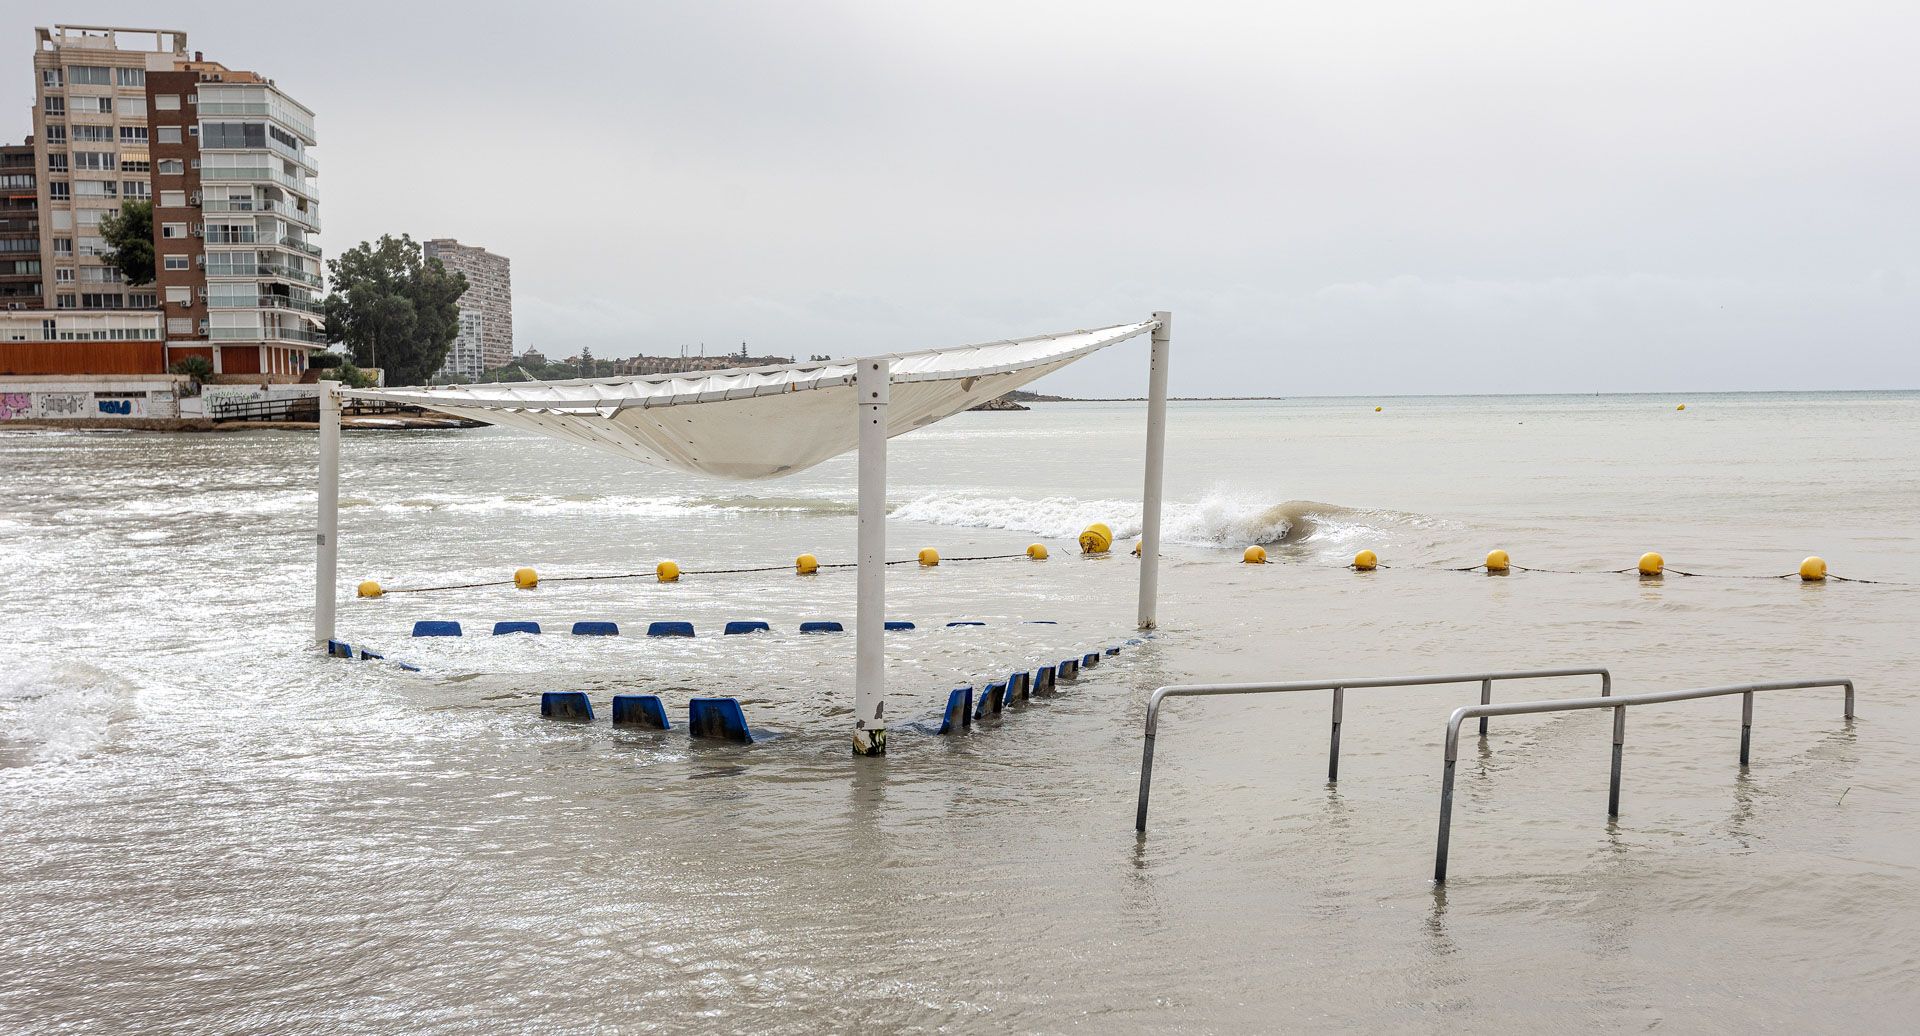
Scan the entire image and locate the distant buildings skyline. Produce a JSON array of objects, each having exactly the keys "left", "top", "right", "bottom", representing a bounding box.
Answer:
[{"left": 424, "top": 237, "right": 510, "bottom": 383}]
